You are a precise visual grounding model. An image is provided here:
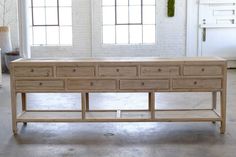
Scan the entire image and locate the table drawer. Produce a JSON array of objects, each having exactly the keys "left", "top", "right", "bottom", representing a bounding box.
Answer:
[
  {"left": 183, "top": 66, "right": 222, "bottom": 76},
  {"left": 99, "top": 66, "right": 137, "bottom": 77},
  {"left": 15, "top": 80, "right": 64, "bottom": 90},
  {"left": 120, "top": 80, "right": 170, "bottom": 90},
  {"left": 57, "top": 66, "right": 95, "bottom": 77},
  {"left": 173, "top": 79, "right": 222, "bottom": 89},
  {"left": 14, "top": 67, "right": 53, "bottom": 77},
  {"left": 67, "top": 79, "right": 117, "bottom": 90},
  {"left": 141, "top": 66, "right": 180, "bottom": 76}
]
